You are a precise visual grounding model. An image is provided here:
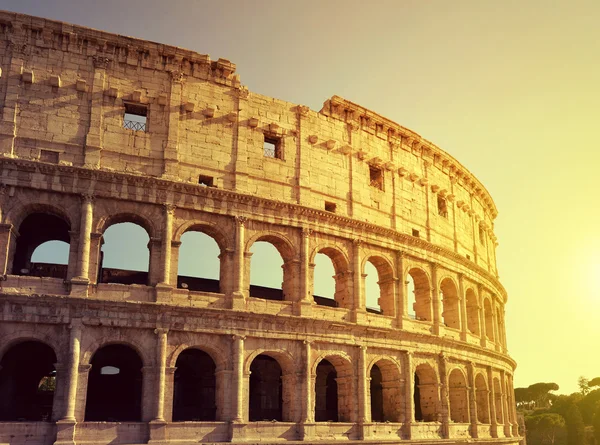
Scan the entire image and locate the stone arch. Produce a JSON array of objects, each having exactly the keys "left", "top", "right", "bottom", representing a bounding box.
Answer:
[
  {"left": 439, "top": 276, "right": 460, "bottom": 329},
  {"left": 414, "top": 362, "right": 440, "bottom": 422},
  {"left": 475, "top": 373, "right": 490, "bottom": 423},
  {"left": 448, "top": 367, "right": 469, "bottom": 423},
  {"left": 493, "top": 377, "right": 503, "bottom": 424},
  {"left": 406, "top": 267, "right": 432, "bottom": 321},
  {"left": 81, "top": 339, "right": 149, "bottom": 368},
  {"left": 363, "top": 254, "right": 395, "bottom": 316},
  {"left": 168, "top": 343, "right": 227, "bottom": 372},
  {"left": 176, "top": 222, "right": 230, "bottom": 293},
  {"left": 367, "top": 357, "right": 403, "bottom": 422},
  {"left": 0, "top": 339, "right": 58, "bottom": 421},
  {"left": 465, "top": 287, "right": 480, "bottom": 335},
  {"left": 173, "top": 220, "right": 232, "bottom": 252},
  {"left": 483, "top": 297, "right": 495, "bottom": 341},
  {"left": 85, "top": 343, "right": 144, "bottom": 421},
  {"left": 246, "top": 232, "right": 297, "bottom": 302},
  {"left": 96, "top": 212, "right": 156, "bottom": 238},
  {"left": 313, "top": 353, "right": 354, "bottom": 423},
  {"left": 8, "top": 204, "right": 73, "bottom": 279},
  {"left": 172, "top": 348, "right": 218, "bottom": 421},
  {"left": 0, "top": 331, "right": 62, "bottom": 364},
  {"left": 311, "top": 244, "right": 351, "bottom": 308}
]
